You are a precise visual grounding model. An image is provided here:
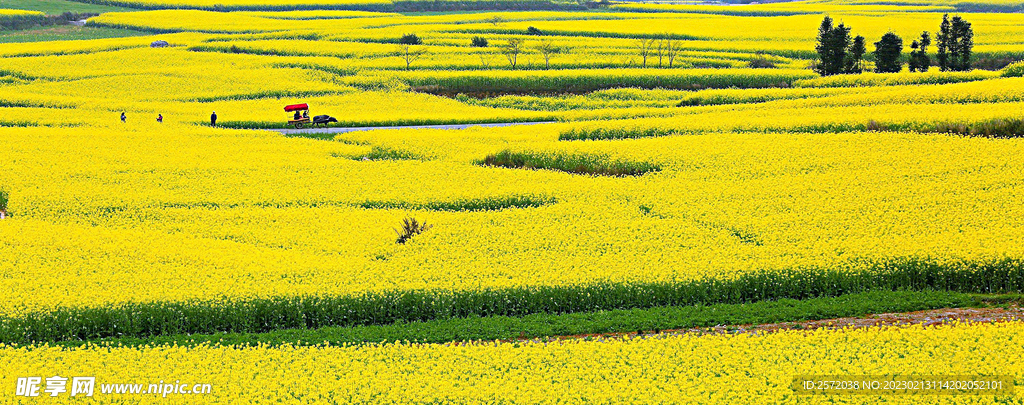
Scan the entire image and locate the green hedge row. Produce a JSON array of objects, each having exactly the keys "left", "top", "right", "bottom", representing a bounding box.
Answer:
[
  {"left": 2, "top": 257, "right": 1023, "bottom": 343},
  {"left": 0, "top": 13, "right": 47, "bottom": 31}
]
